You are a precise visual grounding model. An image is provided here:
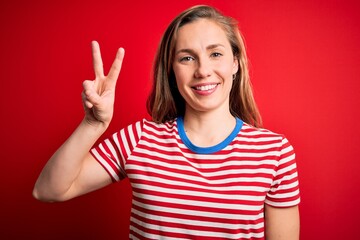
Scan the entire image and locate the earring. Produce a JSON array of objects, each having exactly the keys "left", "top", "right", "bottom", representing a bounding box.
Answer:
[{"left": 232, "top": 74, "right": 236, "bottom": 81}]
